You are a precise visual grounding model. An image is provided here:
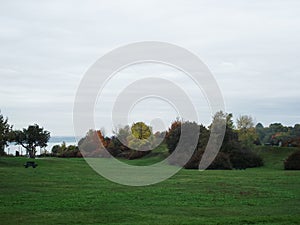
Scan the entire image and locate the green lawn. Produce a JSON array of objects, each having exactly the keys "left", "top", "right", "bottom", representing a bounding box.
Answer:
[{"left": 1, "top": 147, "right": 300, "bottom": 225}]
